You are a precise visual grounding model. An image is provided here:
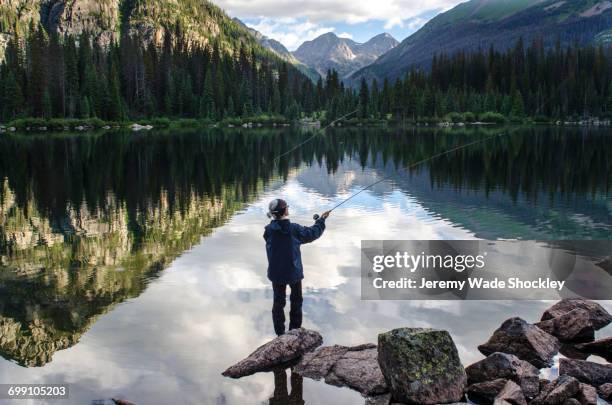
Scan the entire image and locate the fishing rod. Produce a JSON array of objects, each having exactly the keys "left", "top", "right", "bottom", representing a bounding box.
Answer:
[{"left": 312, "top": 131, "right": 507, "bottom": 220}]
